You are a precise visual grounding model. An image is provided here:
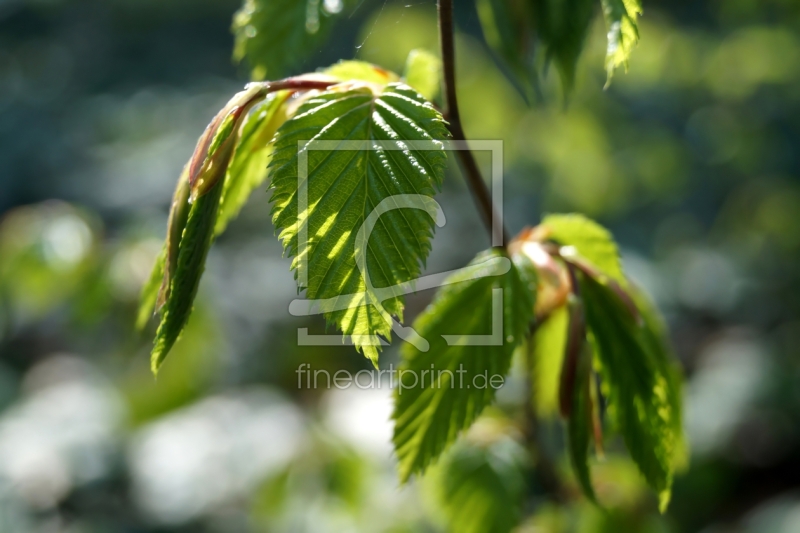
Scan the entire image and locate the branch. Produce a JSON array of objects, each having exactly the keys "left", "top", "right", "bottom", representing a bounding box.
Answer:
[{"left": 438, "top": 0, "right": 509, "bottom": 247}]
